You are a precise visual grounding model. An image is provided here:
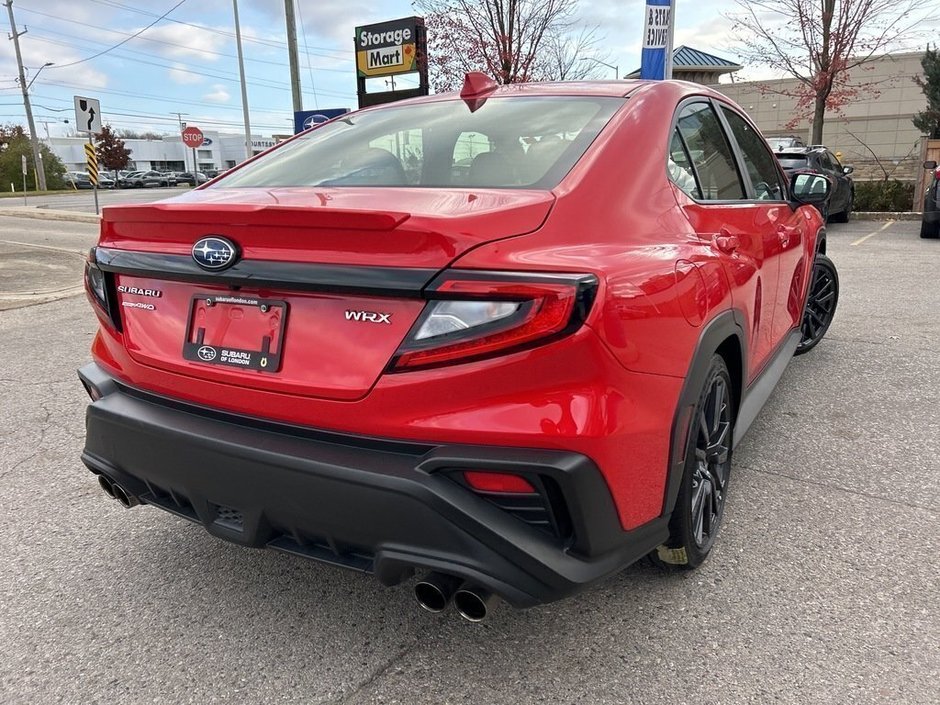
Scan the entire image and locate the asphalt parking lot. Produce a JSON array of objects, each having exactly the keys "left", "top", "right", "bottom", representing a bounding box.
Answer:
[{"left": 0, "top": 213, "right": 937, "bottom": 704}]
